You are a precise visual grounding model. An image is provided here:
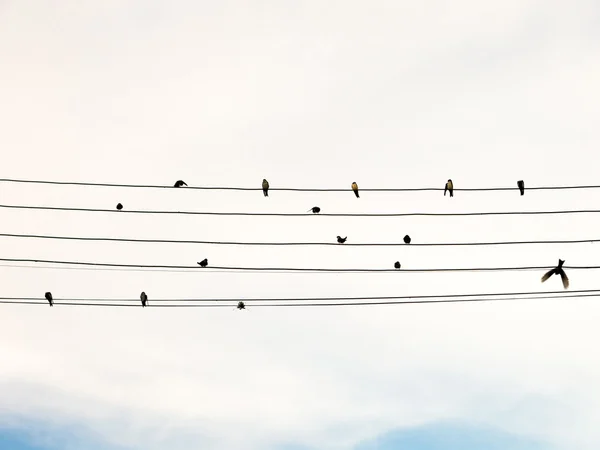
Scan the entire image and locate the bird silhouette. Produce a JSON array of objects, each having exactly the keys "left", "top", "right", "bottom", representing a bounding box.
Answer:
[
  {"left": 517, "top": 180, "right": 525, "bottom": 196},
  {"left": 45, "top": 292, "right": 53, "bottom": 307},
  {"left": 140, "top": 291, "right": 148, "bottom": 307},
  {"left": 394, "top": 261, "right": 401, "bottom": 269},
  {"left": 198, "top": 258, "right": 208, "bottom": 267},
  {"left": 308, "top": 207, "right": 321, "bottom": 213},
  {"left": 237, "top": 301, "right": 246, "bottom": 310},
  {"left": 403, "top": 235, "right": 411, "bottom": 244},
  {"left": 174, "top": 180, "right": 187, "bottom": 188},
  {"left": 444, "top": 179, "right": 454, "bottom": 197},
  {"left": 262, "top": 179, "right": 269, "bottom": 197},
  {"left": 337, "top": 236, "right": 347, "bottom": 244},
  {"left": 541, "top": 259, "right": 569, "bottom": 289},
  {"left": 116, "top": 203, "right": 123, "bottom": 210},
  {"left": 351, "top": 182, "right": 359, "bottom": 198}
]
